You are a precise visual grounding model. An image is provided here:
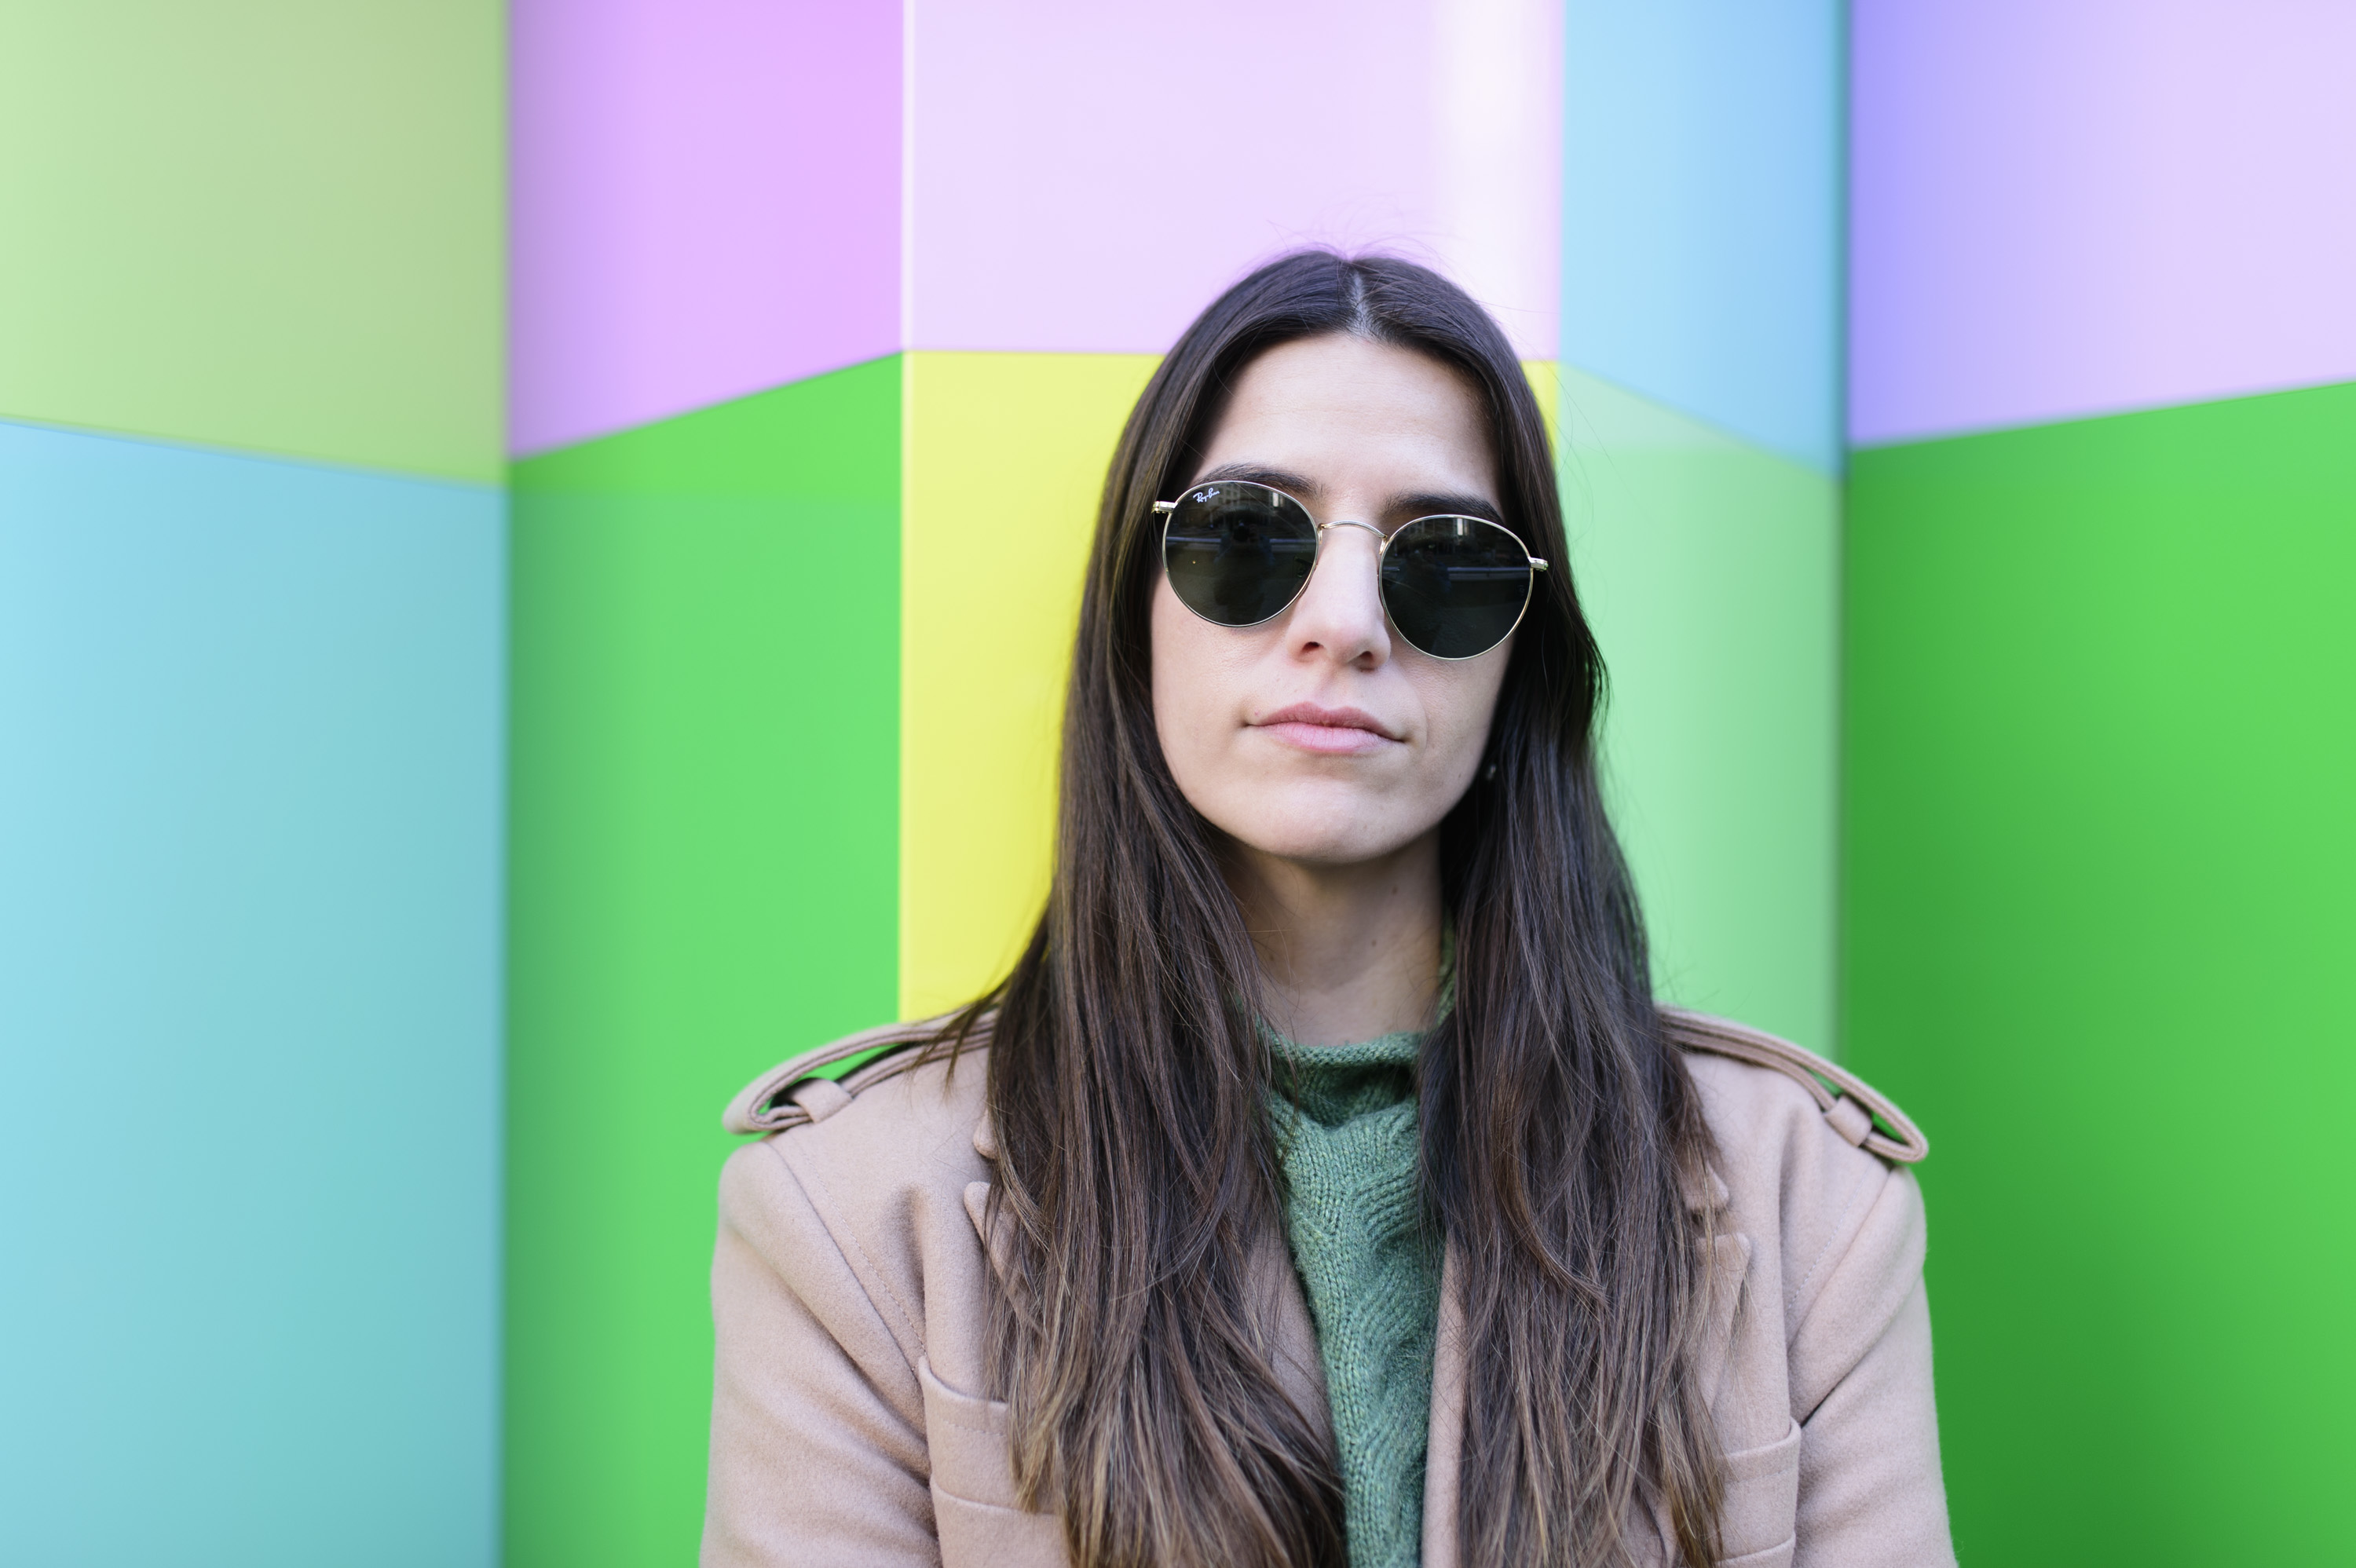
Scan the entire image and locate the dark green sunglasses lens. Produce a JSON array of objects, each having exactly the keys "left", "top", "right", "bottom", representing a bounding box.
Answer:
[
  {"left": 1379, "top": 517, "right": 1534, "bottom": 658},
  {"left": 1162, "top": 484, "right": 1319, "bottom": 627}
]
